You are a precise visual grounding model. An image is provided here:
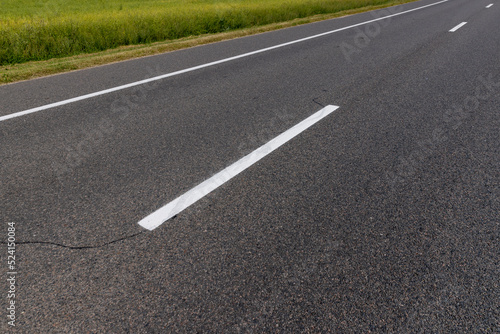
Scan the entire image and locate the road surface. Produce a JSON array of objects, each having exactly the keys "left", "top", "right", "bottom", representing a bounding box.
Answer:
[{"left": 0, "top": 0, "right": 498, "bottom": 332}]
